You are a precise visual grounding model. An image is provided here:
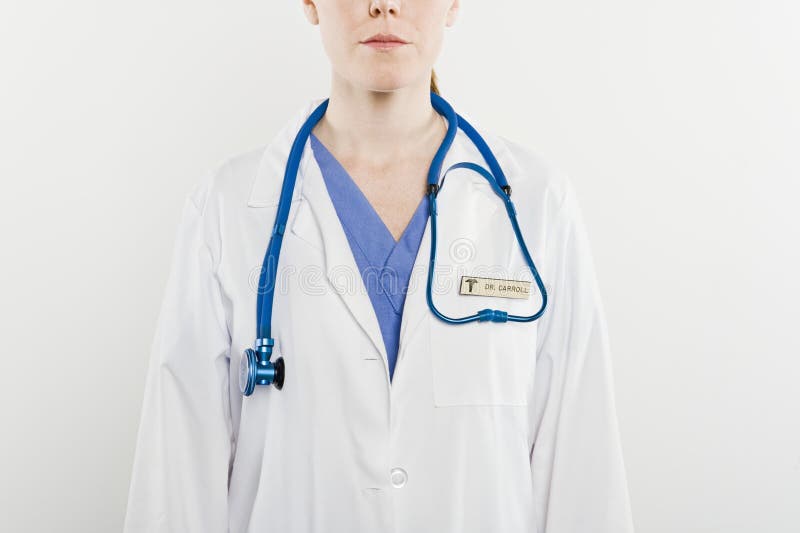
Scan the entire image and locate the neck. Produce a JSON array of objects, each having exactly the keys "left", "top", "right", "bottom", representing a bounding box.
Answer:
[{"left": 312, "top": 71, "right": 444, "bottom": 165}]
